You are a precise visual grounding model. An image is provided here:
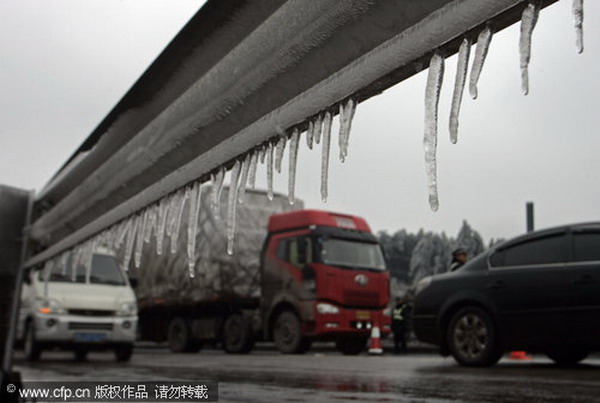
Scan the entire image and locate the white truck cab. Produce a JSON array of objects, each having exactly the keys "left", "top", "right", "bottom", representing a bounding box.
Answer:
[{"left": 18, "top": 248, "right": 137, "bottom": 361}]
